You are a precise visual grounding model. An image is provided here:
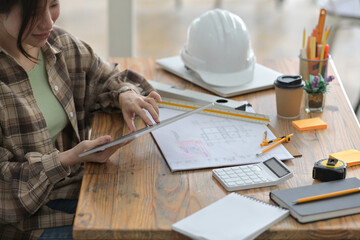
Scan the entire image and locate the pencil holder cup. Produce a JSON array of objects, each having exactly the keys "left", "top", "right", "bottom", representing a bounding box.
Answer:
[{"left": 299, "top": 55, "right": 330, "bottom": 82}]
